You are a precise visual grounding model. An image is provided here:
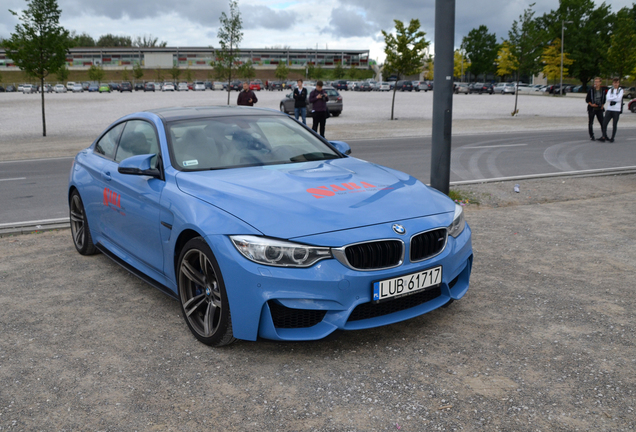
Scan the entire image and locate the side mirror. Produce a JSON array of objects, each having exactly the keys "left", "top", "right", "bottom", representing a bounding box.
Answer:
[
  {"left": 329, "top": 140, "right": 352, "bottom": 155},
  {"left": 118, "top": 154, "right": 161, "bottom": 178}
]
